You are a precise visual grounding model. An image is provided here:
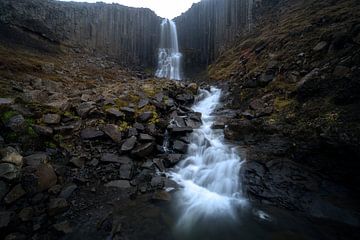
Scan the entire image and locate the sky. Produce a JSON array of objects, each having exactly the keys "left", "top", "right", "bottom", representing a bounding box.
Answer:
[{"left": 59, "top": 0, "right": 201, "bottom": 19}]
